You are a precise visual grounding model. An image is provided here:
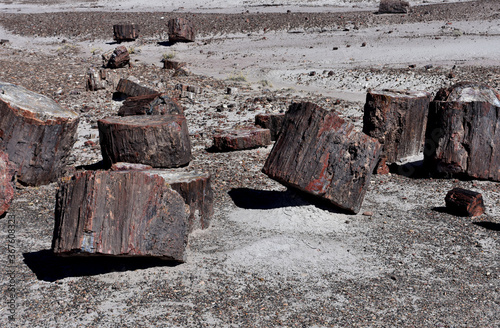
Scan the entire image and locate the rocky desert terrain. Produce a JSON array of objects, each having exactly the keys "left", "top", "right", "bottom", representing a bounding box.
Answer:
[{"left": 0, "top": 0, "right": 499, "bottom": 327}]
